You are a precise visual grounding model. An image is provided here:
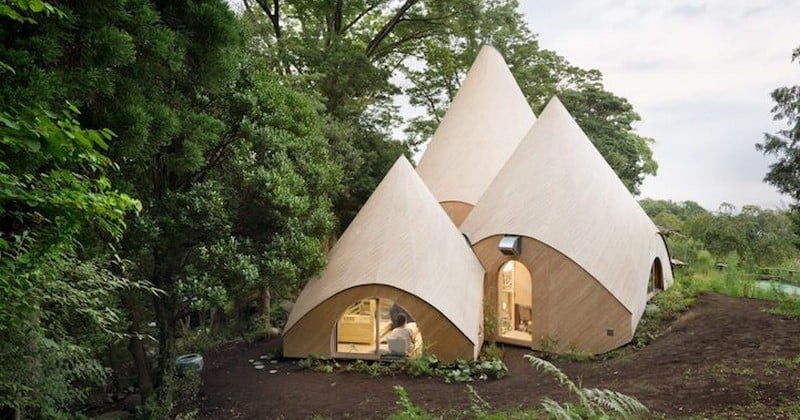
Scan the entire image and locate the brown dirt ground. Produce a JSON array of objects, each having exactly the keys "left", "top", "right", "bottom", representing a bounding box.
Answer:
[{"left": 200, "top": 293, "right": 800, "bottom": 419}]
